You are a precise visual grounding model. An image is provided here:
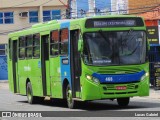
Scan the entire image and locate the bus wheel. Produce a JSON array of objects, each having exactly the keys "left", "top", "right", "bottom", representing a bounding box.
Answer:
[
  {"left": 66, "top": 84, "right": 76, "bottom": 109},
  {"left": 117, "top": 97, "right": 130, "bottom": 107},
  {"left": 27, "top": 82, "right": 36, "bottom": 104}
]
